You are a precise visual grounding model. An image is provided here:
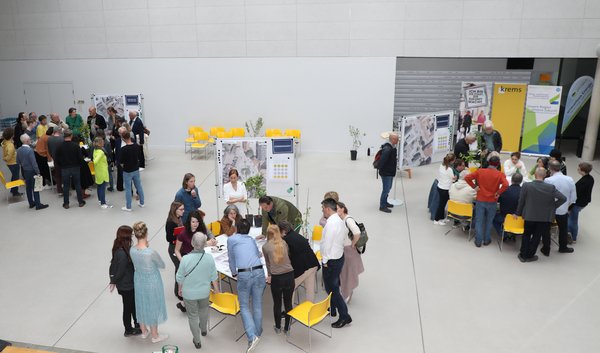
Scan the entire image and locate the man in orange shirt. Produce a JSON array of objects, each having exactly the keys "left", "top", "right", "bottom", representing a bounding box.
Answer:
[{"left": 465, "top": 156, "right": 509, "bottom": 247}]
